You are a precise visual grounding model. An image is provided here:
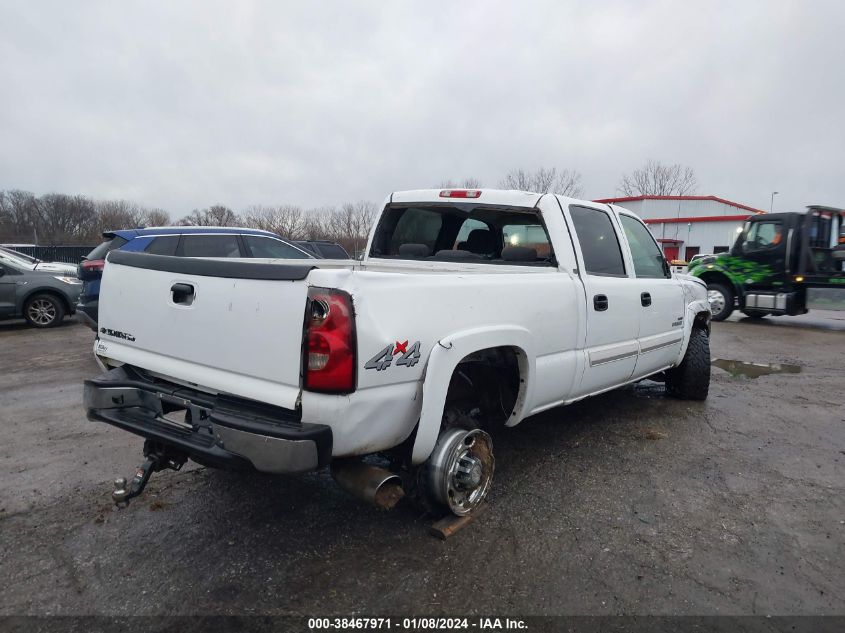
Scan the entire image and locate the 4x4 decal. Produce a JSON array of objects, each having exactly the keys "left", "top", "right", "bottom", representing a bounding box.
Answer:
[{"left": 365, "top": 340, "right": 421, "bottom": 371}]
